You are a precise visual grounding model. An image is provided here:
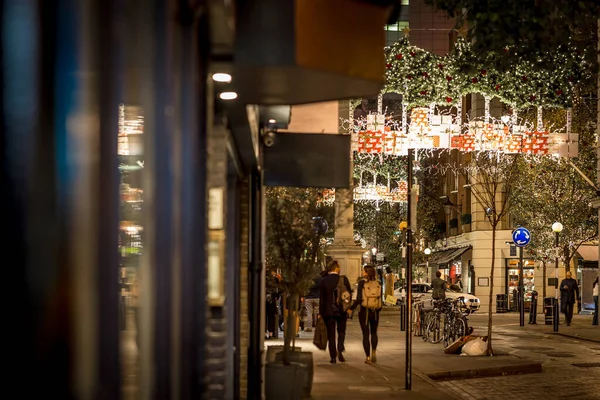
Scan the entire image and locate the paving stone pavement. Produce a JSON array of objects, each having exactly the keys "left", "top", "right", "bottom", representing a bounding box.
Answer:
[
  {"left": 432, "top": 314, "right": 600, "bottom": 400},
  {"left": 437, "top": 366, "right": 600, "bottom": 400},
  {"left": 268, "top": 310, "right": 599, "bottom": 399}
]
